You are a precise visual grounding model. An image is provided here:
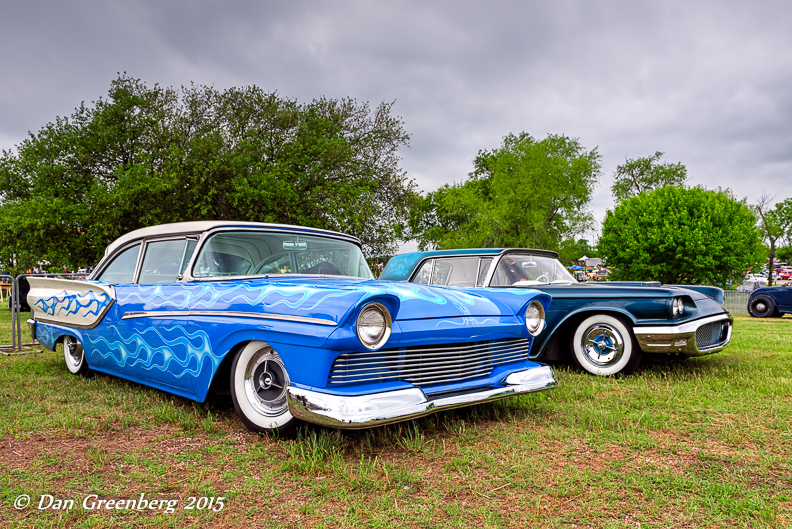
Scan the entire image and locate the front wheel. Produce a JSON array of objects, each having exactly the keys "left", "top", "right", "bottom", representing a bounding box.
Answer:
[
  {"left": 747, "top": 295, "right": 775, "bottom": 318},
  {"left": 63, "top": 335, "right": 89, "bottom": 376},
  {"left": 230, "top": 341, "right": 301, "bottom": 437},
  {"left": 571, "top": 314, "right": 642, "bottom": 376}
]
